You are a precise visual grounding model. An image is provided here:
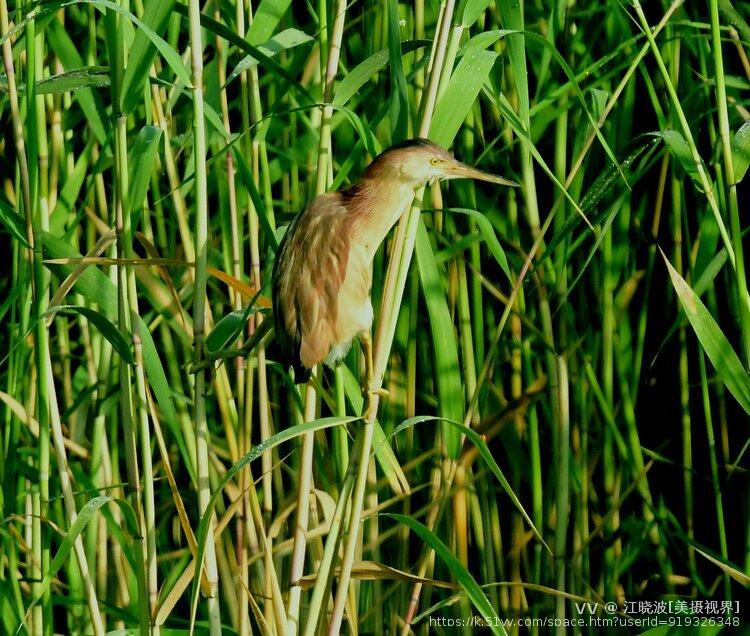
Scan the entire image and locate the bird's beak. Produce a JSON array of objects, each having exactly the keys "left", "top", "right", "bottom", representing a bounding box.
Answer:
[{"left": 445, "top": 159, "right": 520, "bottom": 187}]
